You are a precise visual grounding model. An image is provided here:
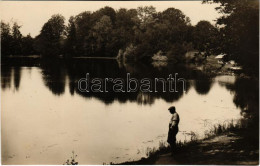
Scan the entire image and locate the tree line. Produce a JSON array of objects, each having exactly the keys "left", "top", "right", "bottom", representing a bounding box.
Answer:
[
  {"left": 1, "top": 0, "right": 259, "bottom": 73},
  {"left": 1, "top": 6, "right": 219, "bottom": 59},
  {"left": 1, "top": 22, "right": 36, "bottom": 56}
]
